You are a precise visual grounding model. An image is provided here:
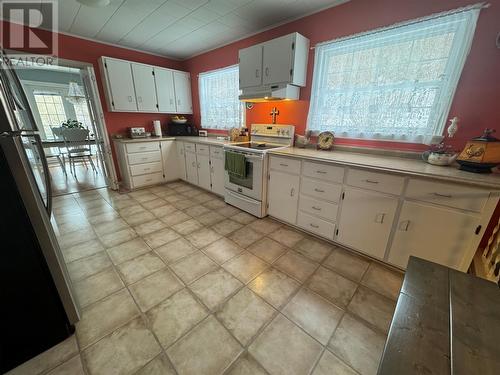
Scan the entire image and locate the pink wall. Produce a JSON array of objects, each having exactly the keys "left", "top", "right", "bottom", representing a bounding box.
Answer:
[{"left": 184, "top": 0, "right": 500, "bottom": 152}]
